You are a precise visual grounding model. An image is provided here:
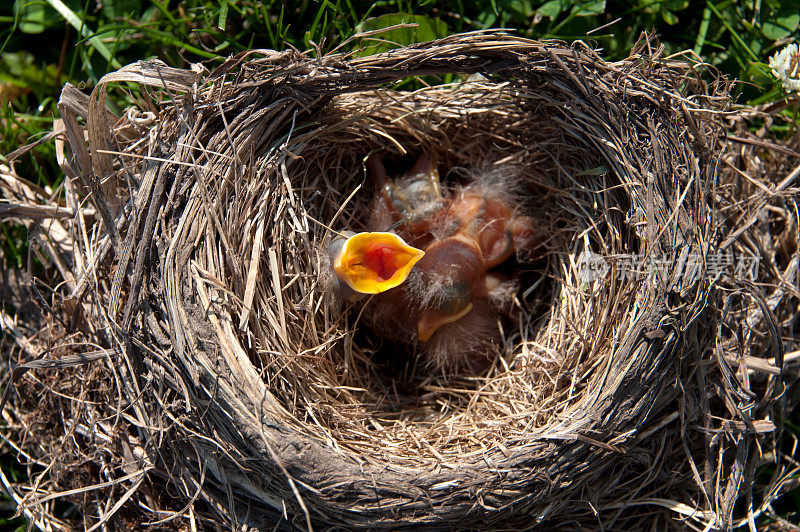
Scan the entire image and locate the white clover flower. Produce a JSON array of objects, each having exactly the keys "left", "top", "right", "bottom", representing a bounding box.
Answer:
[{"left": 769, "top": 43, "right": 800, "bottom": 93}]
